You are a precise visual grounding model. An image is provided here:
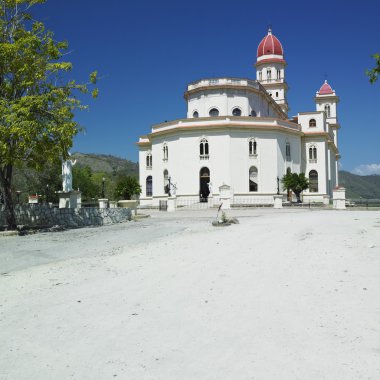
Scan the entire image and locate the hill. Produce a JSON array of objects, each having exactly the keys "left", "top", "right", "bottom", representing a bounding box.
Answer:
[
  {"left": 339, "top": 171, "right": 380, "bottom": 199},
  {"left": 72, "top": 153, "right": 139, "bottom": 177}
]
